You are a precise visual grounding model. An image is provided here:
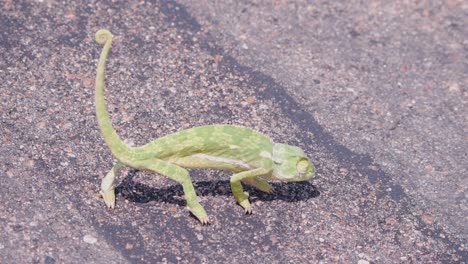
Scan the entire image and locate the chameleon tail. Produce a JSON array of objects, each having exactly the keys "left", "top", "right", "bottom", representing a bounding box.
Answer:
[{"left": 95, "top": 29, "right": 133, "bottom": 160}]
